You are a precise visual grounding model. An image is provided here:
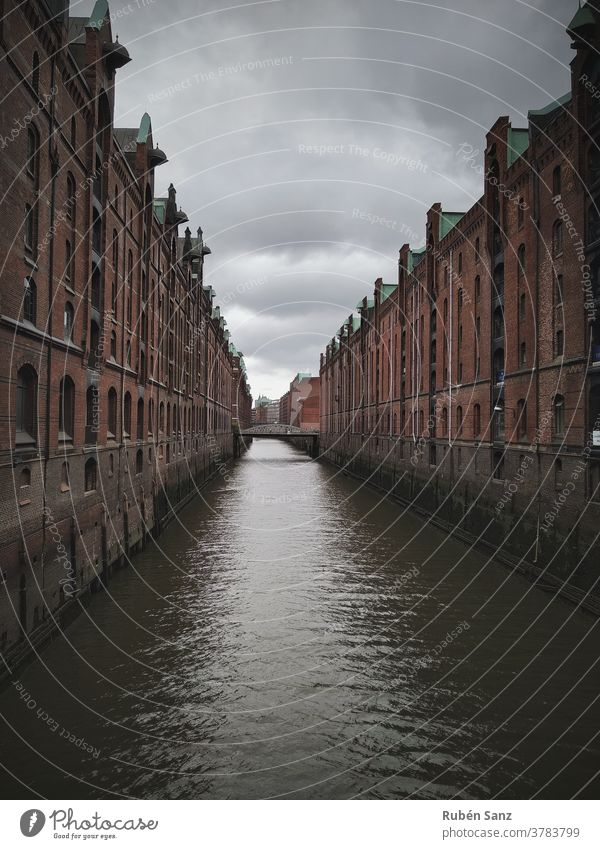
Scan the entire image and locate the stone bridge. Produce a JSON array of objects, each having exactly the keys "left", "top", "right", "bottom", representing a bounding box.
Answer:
[{"left": 235, "top": 424, "right": 319, "bottom": 457}]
